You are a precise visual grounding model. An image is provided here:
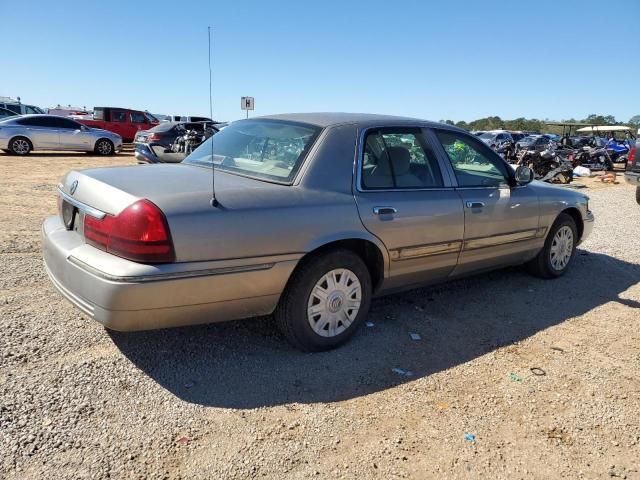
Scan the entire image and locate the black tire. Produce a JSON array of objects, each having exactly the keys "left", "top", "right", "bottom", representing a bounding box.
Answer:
[
  {"left": 527, "top": 213, "right": 578, "bottom": 279},
  {"left": 9, "top": 137, "right": 32, "bottom": 156},
  {"left": 636, "top": 186, "right": 640, "bottom": 205},
  {"left": 275, "top": 250, "right": 372, "bottom": 352},
  {"left": 94, "top": 139, "right": 115, "bottom": 156}
]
